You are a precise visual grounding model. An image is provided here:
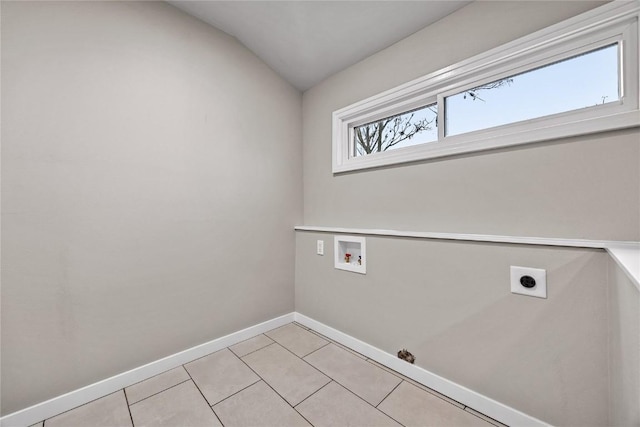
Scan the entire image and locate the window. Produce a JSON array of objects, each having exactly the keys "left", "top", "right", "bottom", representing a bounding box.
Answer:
[
  {"left": 445, "top": 44, "right": 620, "bottom": 137},
  {"left": 353, "top": 103, "right": 438, "bottom": 157},
  {"left": 332, "top": 2, "right": 639, "bottom": 173}
]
